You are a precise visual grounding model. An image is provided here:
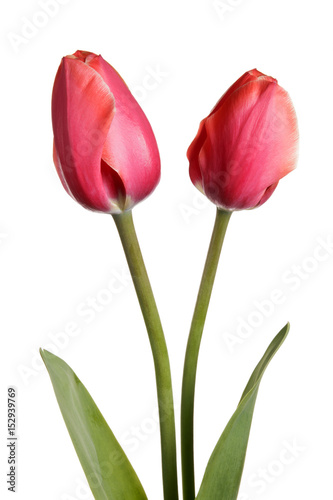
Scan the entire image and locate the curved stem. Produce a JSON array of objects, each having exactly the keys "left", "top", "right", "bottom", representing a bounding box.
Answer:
[
  {"left": 112, "top": 210, "right": 178, "bottom": 500},
  {"left": 181, "top": 207, "right": 232, "bottom": 500}
]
